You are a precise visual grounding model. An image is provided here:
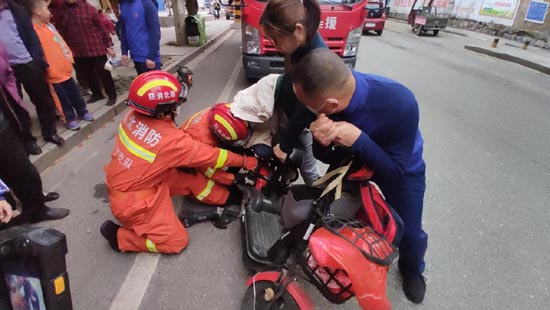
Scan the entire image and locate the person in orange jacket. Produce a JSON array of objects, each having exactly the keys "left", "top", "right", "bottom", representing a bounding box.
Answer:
[
  {"left": 180, "top": 103, "right": 253, "bottom": 201},
  {"left": 100, "top": 71, "right": 258, "bottom": 254}
]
